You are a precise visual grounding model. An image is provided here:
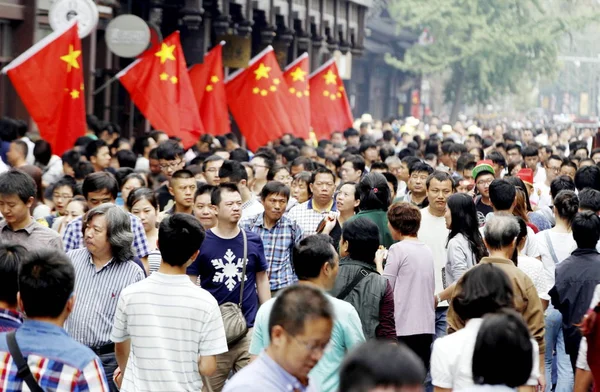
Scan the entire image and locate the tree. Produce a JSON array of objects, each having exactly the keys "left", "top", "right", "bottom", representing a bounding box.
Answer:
[{"left": 385, "top": 0, "right": 599, "bottom": 122}]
